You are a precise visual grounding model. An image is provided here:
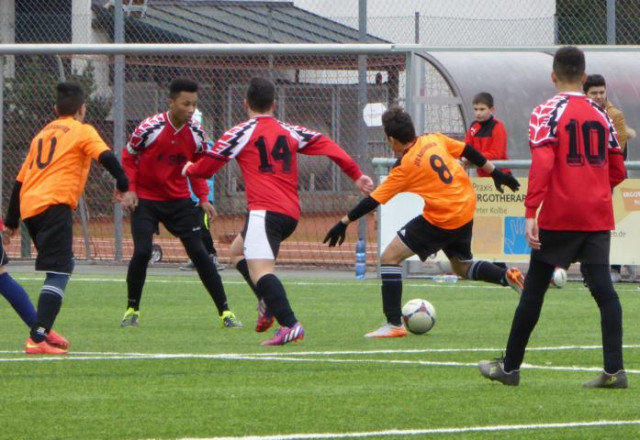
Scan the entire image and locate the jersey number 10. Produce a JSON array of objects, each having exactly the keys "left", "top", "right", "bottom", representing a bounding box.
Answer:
[{"left": 566, "top": 119, "right": 606, "bottom": 166}]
